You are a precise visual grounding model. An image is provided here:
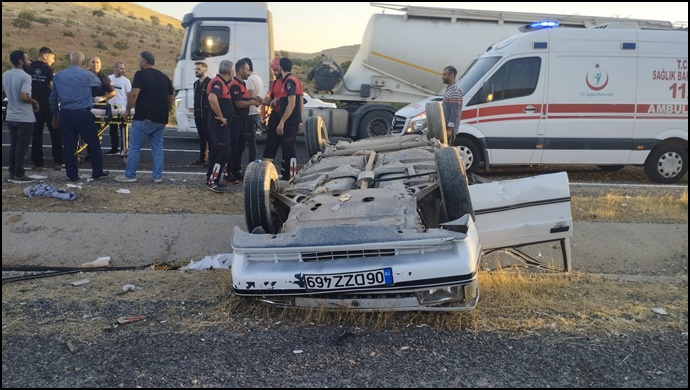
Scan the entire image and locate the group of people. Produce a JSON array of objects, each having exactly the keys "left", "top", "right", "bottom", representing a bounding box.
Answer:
[
  {"left": 3, "top": 47, "right": 173, "bottom": 184},
  {"left": 193, "top": 56, "right": 304, "bottom": 193}
]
